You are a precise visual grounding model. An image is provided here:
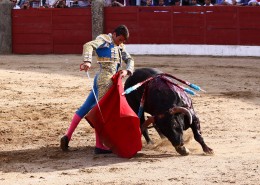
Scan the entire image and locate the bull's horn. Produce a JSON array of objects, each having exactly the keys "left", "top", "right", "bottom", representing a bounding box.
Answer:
[
  {"left": 169, "top": 107, "right": 193, "bottom": 125},
  {"left": 141, "top": 116, "right": 155, "bottom": 132}
]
